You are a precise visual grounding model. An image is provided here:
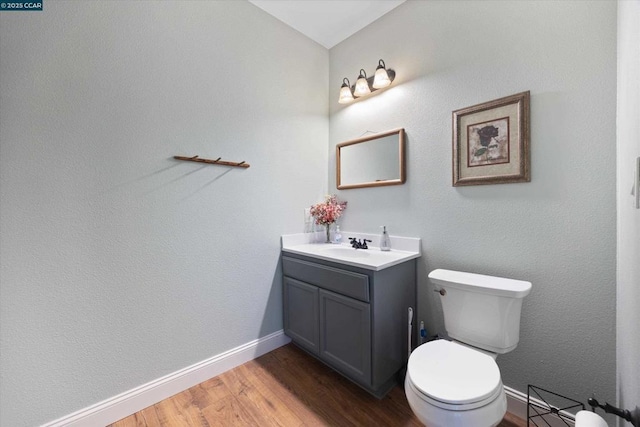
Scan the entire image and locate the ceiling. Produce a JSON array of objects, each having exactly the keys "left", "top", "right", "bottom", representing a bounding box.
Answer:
[{"left": 248, "top": 0, "right": 406, "bottom": 49}]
